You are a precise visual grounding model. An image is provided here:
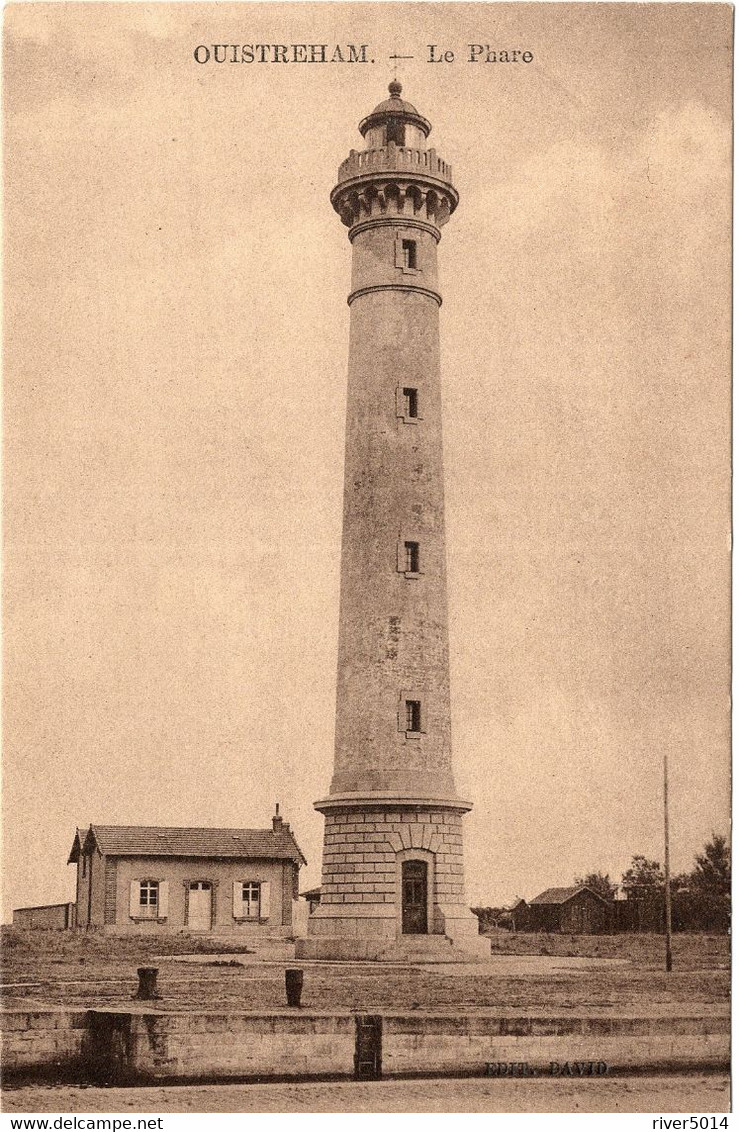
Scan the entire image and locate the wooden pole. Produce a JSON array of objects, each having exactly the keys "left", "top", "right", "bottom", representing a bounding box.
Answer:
[{"left": 663, "top": 752, "right": 673, "bottom": 972}]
